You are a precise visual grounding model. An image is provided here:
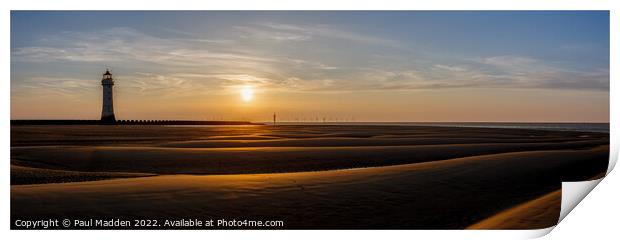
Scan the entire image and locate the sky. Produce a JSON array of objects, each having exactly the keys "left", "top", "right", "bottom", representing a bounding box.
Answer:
[{"left": 11, "top": 11, "right": 610, "bottom": 122}]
